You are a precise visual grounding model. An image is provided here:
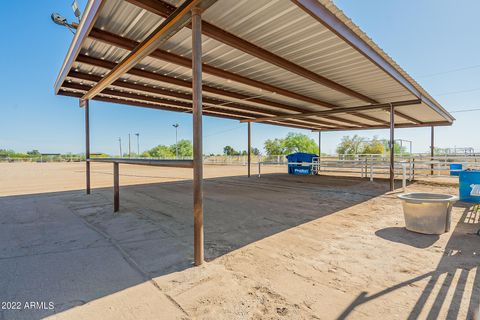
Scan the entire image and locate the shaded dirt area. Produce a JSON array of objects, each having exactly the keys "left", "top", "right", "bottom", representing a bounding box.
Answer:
[{"left": 0, "top": 163, "right": 478, "bottom": 319}]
